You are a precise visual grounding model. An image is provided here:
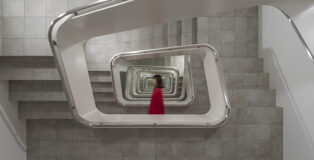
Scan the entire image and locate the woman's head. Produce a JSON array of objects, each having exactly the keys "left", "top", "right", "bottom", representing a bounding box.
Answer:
[{"left": 152, "top": 74, "right": 163, "bottom": 88}]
